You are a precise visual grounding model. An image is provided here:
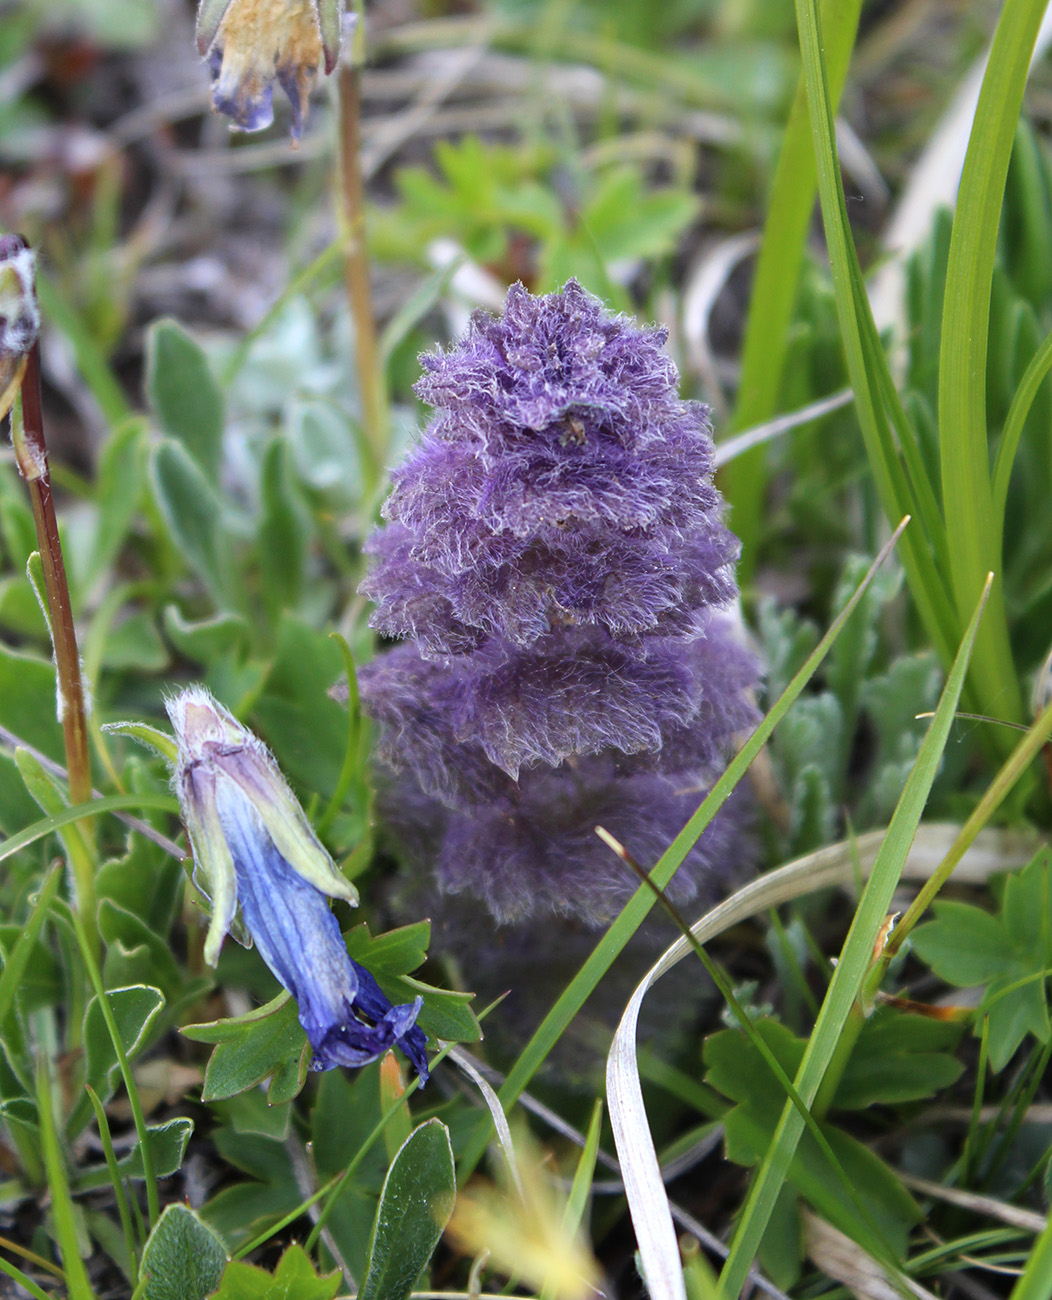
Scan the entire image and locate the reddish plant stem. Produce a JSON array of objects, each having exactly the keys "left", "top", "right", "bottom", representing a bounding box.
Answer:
[{"left": 14, "top": 343, "right": 92, "bottom": 810}]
